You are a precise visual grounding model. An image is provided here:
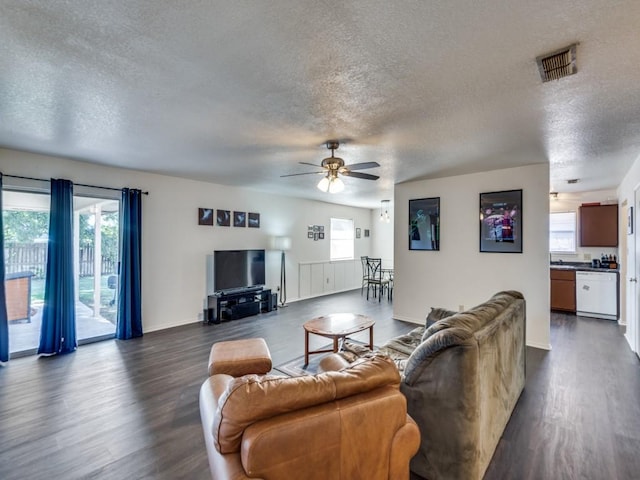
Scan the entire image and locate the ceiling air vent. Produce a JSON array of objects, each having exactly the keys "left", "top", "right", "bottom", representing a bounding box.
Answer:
[{"left": 536, "top": 44, "right": 577, "bottom": 82}]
